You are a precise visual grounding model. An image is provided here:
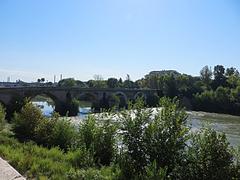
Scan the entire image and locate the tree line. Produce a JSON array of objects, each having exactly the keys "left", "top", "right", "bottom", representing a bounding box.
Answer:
[{"left": 58, "top": 65, "right": 240, "bottom": 115}]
